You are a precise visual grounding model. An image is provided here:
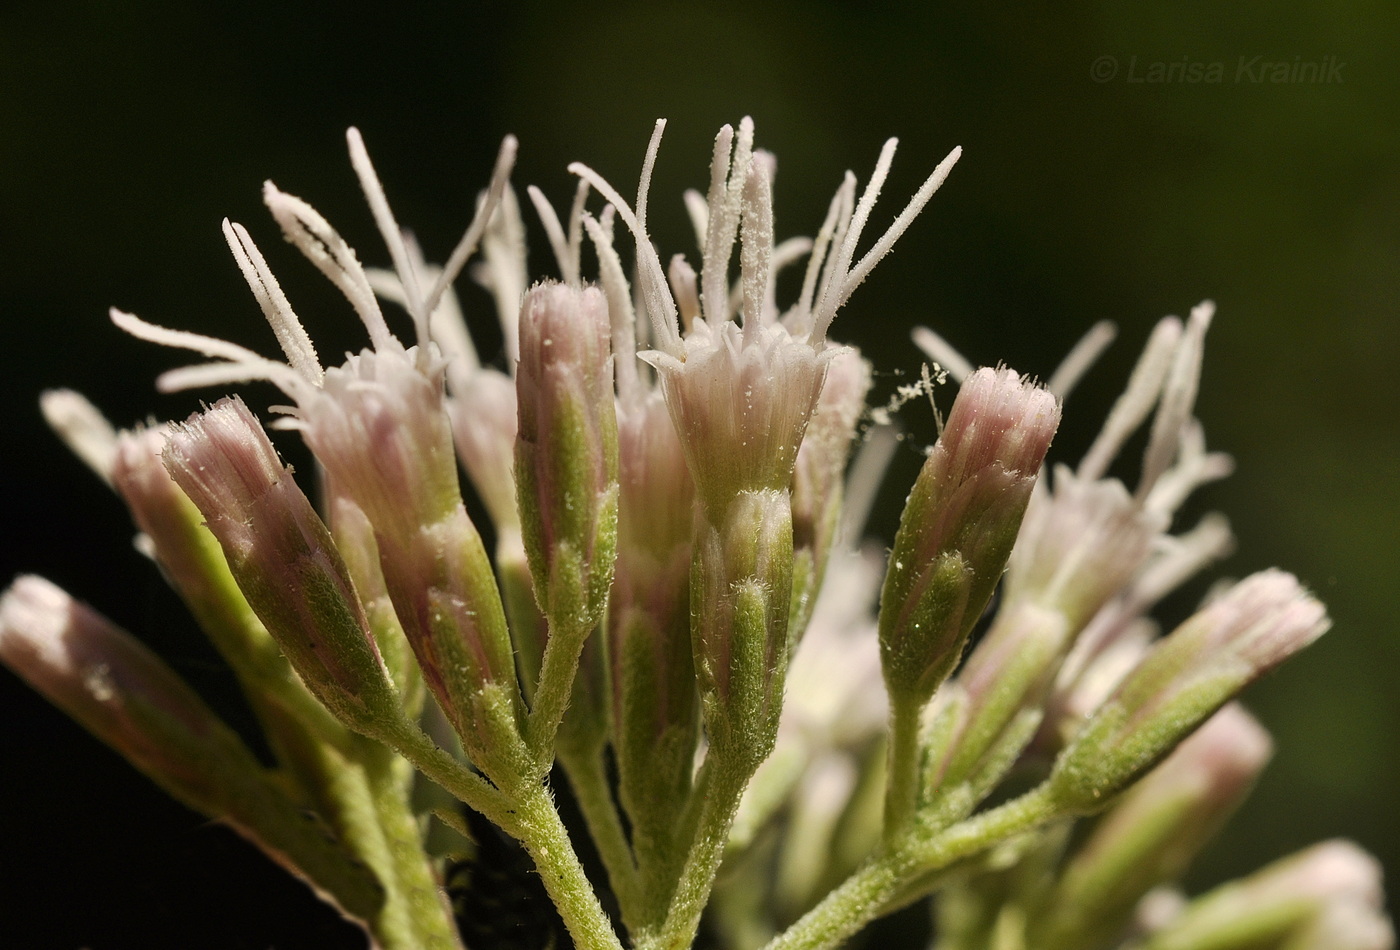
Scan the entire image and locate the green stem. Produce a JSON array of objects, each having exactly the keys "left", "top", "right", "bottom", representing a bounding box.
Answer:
[
  {"left": 378, "top": 718, "right": 623, "bottom": 950},
  {"left": 362, "top": 743, "right": 464, "bottom": 950},
  {"left": 764, "top": 785, "right": 1062, "bottom": 950},
  {"left": 883, "top": 693, "right": 924, "bottom": 844},
  {"left": 525, "top": 620, "right": 588, "bottom": 769},
  {"left": 647, "top": 758, "right": 752, "bottom": 950},
  {"left": 376, "top": 717, "right": 514, "bottom": 822},
  {"left": 560, "top": 742, "right": 642, "bottom": 932},
  {"left": 511, "top": 783, "right": 628, "bottom": 950}
]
